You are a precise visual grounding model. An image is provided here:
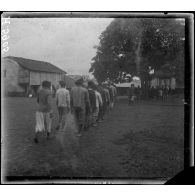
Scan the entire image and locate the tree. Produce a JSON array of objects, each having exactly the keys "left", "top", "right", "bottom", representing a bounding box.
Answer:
[{"left": 89, "top": 18, "right": 185, "bottom": 88}]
